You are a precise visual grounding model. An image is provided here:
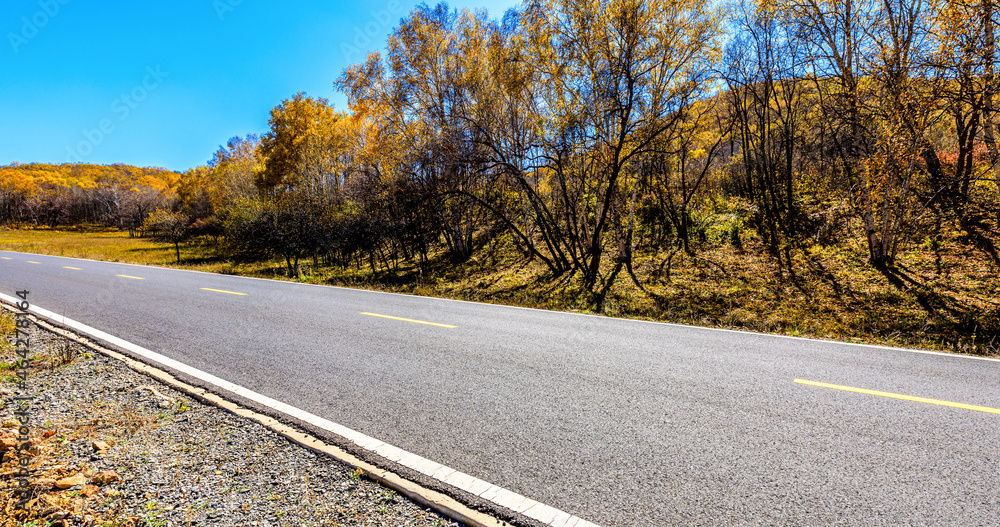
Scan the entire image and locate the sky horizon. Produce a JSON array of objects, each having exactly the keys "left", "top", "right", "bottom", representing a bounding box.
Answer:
[{"left": 1, "top": 0, "right": 519, "bottom": 173}]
